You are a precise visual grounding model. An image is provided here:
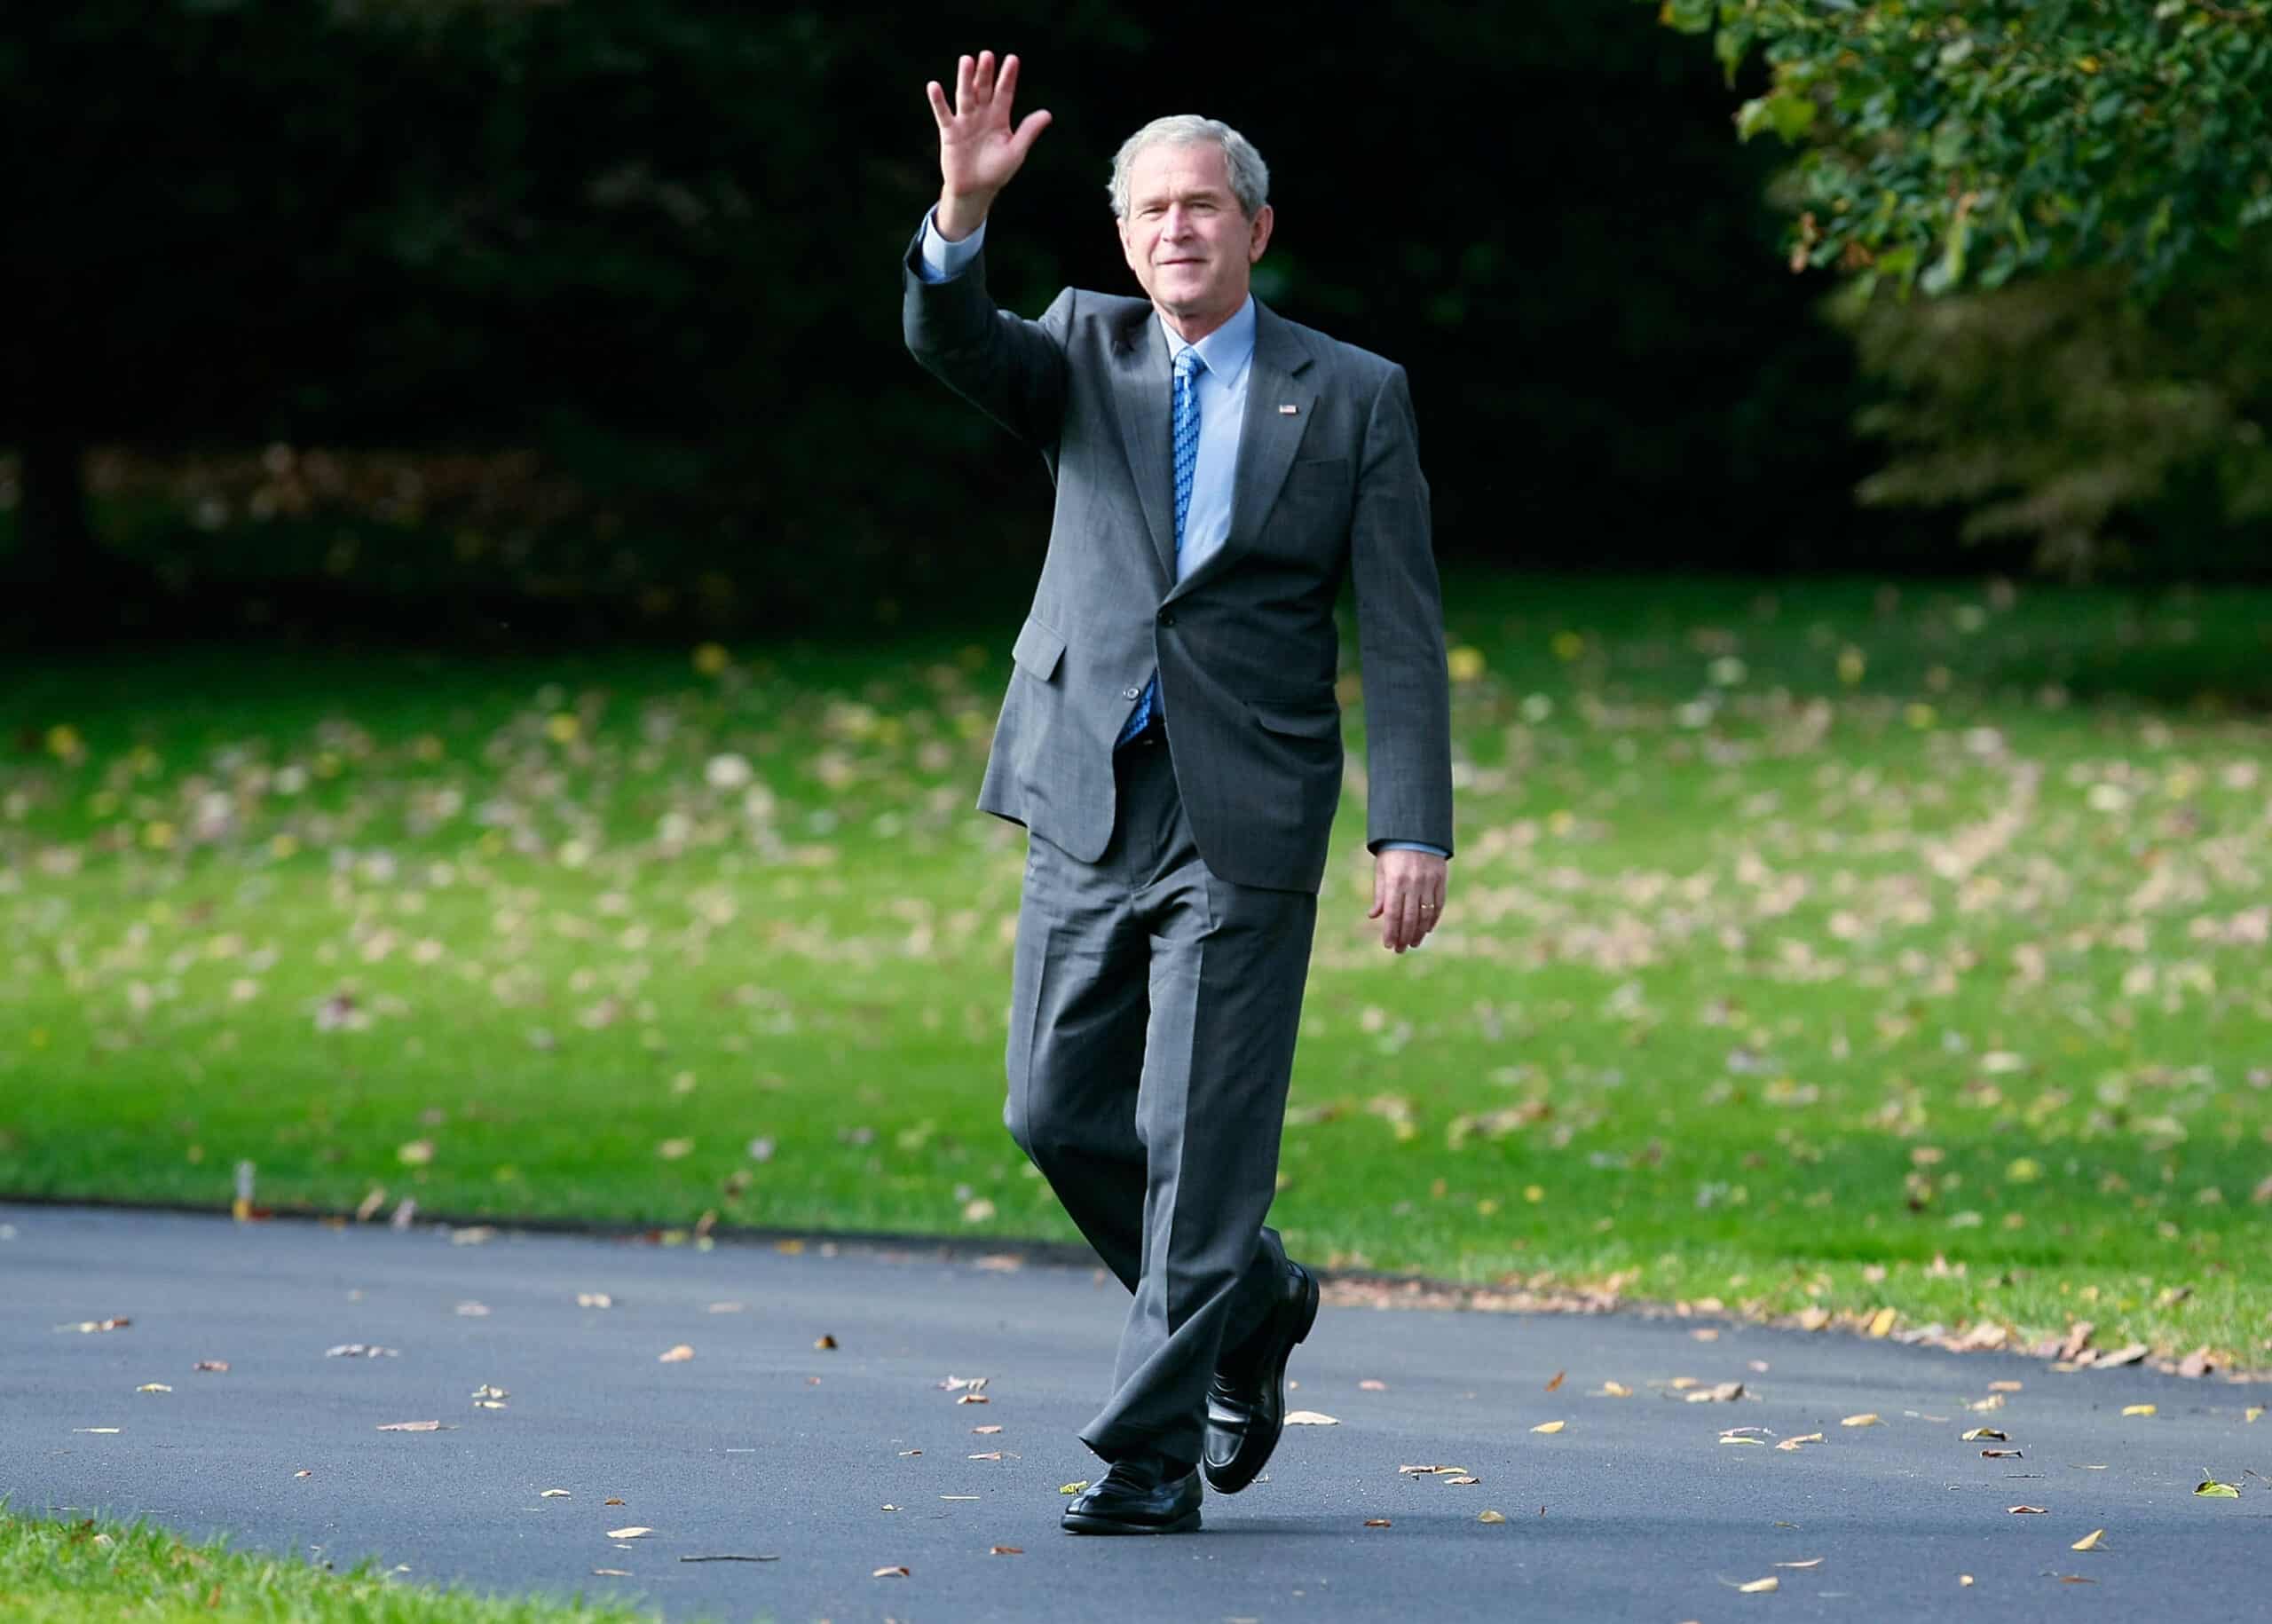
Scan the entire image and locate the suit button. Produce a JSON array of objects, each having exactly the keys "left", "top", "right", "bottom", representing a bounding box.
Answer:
[
  {"left": 1122, "top": 686, "right": 1140, "bottom": 699},
  {"left": 1159, "top": 611, "right": 1177, "bottom": 627}
]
